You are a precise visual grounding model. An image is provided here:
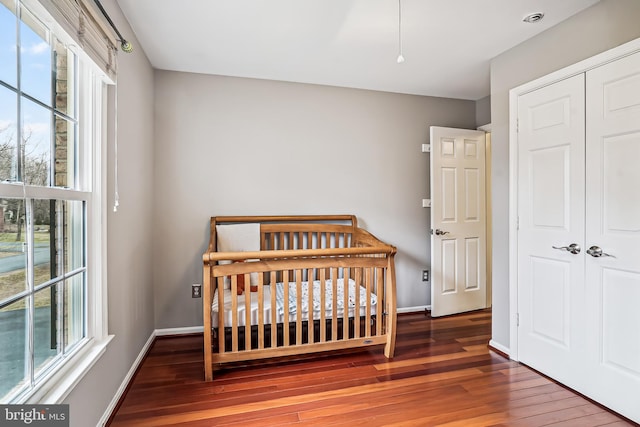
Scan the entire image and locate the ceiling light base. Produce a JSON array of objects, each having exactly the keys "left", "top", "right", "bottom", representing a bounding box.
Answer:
[{"left": 523, "top": 12, "right": 544, "bottom": 23}]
